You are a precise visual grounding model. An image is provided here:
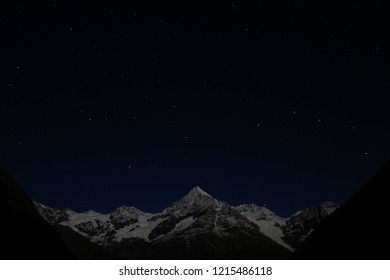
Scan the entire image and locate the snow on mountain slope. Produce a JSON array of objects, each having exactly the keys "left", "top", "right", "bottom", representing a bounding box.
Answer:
[
  {"left": 34, "top": 202, "right": 158, "bottom": 244},
  {"left": 235, "top": 204, "right": 292, "bottom": 251},
  {"left": 34, "top": 186, "right": 337, "bottom": 254},
  {"left": 162, "top": 186, "right": 222, "bottom": 216},
  {"left": 145, "top": 187, "right": 230, "bottom": 241},
  {"left": 280, "top": 201, "right": 338, "bottom": 249}
]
